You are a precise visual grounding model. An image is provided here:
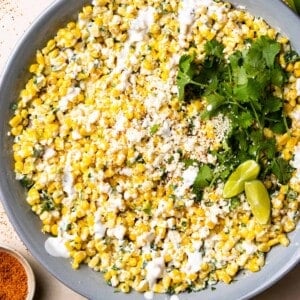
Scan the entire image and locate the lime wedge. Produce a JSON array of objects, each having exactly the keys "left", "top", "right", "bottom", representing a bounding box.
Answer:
[
  {"left": 244, "top": 180, "right": 271, "bottom": 225},
  {"left": 223, "top": 160, "right": 260, "bottom": 198}
]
